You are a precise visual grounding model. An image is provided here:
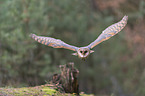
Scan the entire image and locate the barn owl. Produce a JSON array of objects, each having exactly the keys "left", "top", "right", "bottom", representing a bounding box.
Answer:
[{"left": 30, "top": 16, "right": 128, "bottom": 60}]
